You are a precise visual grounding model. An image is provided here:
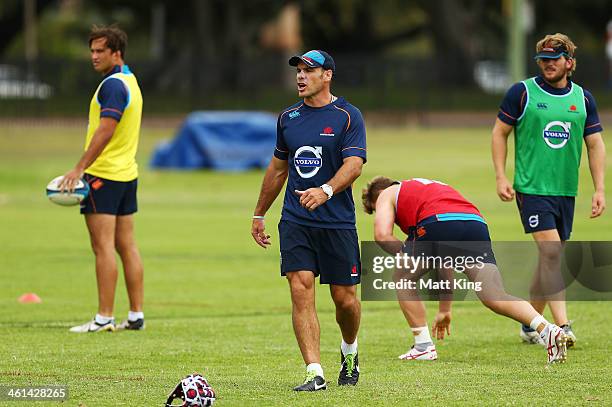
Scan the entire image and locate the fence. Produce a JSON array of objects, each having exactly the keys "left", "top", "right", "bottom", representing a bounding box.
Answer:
[{"left": 1, "top": 52, "right": 610, "bottom": 117}]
